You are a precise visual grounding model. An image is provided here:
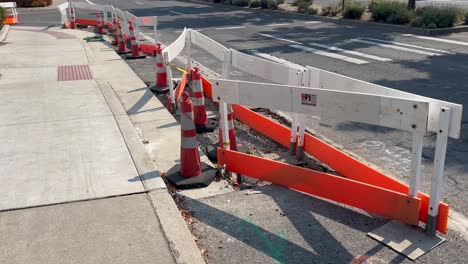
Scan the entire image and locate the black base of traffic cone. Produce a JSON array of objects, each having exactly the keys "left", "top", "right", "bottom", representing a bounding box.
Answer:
[
  {"left": 125, "top": 54, "right": 147, "bottom": 60},
  {"left": 116, "top": 50, "right": 132, "bottom": 55},
  {"left": 196, "top": 118, "right": 218, "bottom": 134},
  {"left": 206, "top": 143, "right": 248, "bottom": 163},
  {"left": 166, "top": 162, "right": 216, "bottom": 189}
]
